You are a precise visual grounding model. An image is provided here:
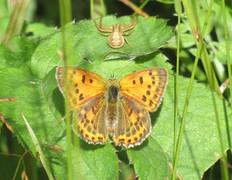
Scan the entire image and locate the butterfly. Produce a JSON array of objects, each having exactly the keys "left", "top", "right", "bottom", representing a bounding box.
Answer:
[{"left": 56, "top": 66, "right": 168, "bottom": 148}]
